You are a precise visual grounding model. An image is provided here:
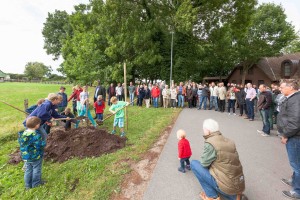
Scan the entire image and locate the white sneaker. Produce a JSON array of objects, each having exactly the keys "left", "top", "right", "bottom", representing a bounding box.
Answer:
[
  {"left": 228, "top": 113, "right": 231, "bottom": 115},
  {"left": 257, "top": 130, "right": 264, "bottom": 134},
  {"left": 233, "top": 113, "right": 237, "bottom": 116},
  {"left": 261, "top": 133, "right": 270, "bottom": 137}
]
